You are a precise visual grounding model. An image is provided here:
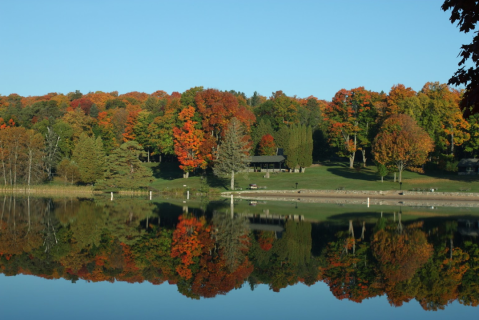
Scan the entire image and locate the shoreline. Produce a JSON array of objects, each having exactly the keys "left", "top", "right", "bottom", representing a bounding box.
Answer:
[{"left": 222, "top": 189, "right": 479, "bottom": 207}]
